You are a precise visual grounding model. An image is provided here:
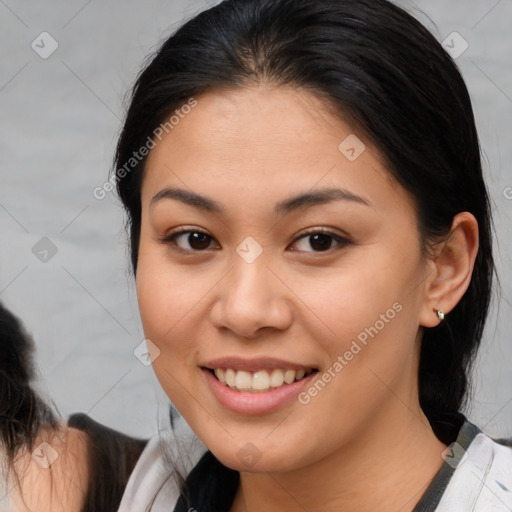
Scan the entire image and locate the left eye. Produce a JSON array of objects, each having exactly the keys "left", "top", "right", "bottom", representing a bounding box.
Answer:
[{"left": 290, "top": 230, "right": 350, "bottom": 252}]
